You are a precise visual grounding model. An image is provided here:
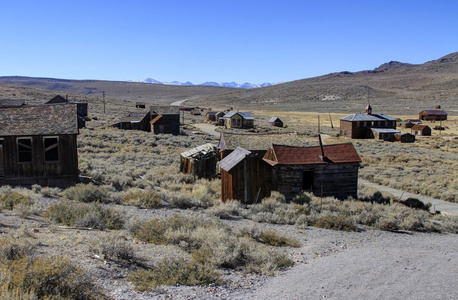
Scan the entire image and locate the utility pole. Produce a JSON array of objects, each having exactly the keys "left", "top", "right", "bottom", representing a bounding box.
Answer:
[{"left": 102, "top": 91, "right": 106, "bottom": 114}]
